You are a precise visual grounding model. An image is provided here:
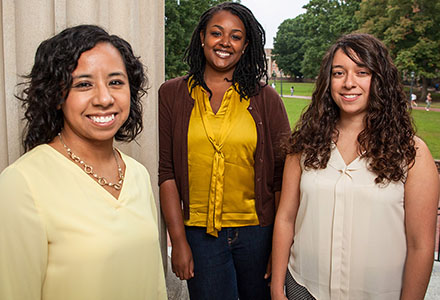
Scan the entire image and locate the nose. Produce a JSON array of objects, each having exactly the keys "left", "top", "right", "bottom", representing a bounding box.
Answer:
[
  {"left": 344, "top": 72, "right": 356, "bottom": 89},
  {"left": 220, "top": 35, "right": 231, "bottom": 47},
  {"left": 93, "top": 84, "right": 114, "bottom": 107}
]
